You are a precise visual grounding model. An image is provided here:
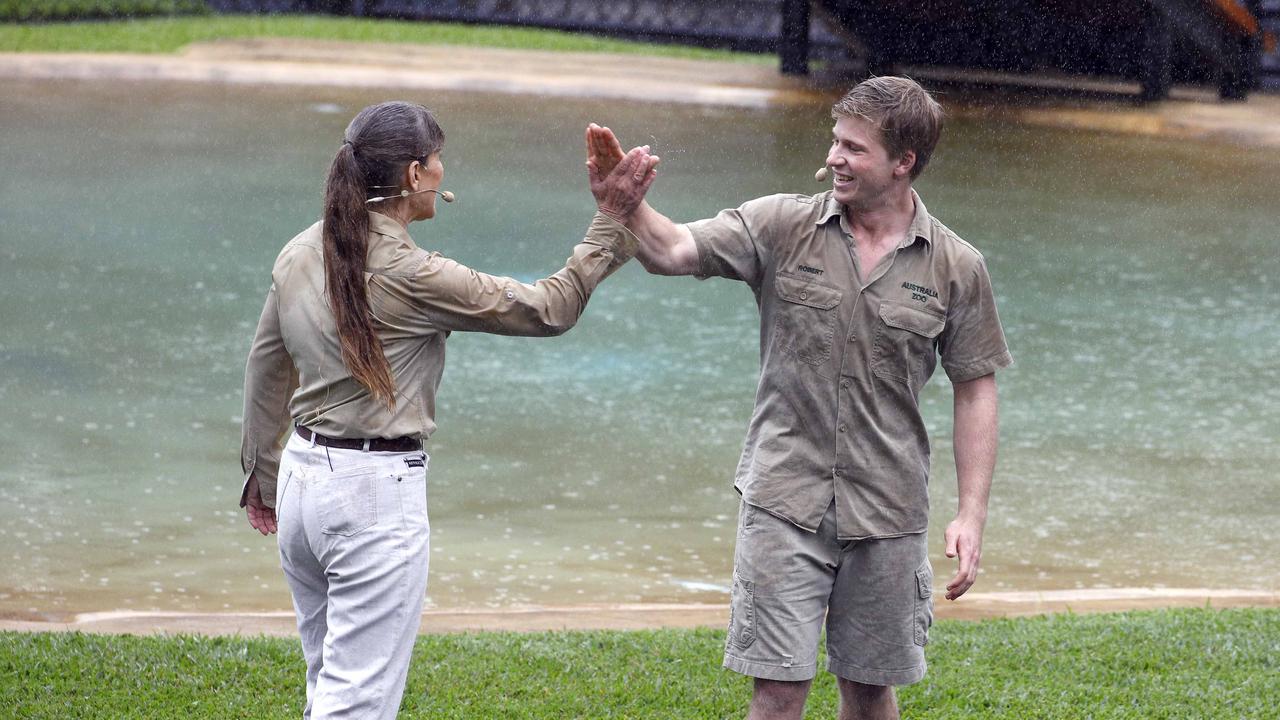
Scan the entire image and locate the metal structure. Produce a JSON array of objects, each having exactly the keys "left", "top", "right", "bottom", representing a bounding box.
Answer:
[
  {"left": 801, "top": 0, "right": 1270, "bottom": 99},
  {"left": 209, "top": 0, "right": 849, "bottom": 57},
  {"left": 206, "top": 0, "right": 1276, "bottom": 98}
]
